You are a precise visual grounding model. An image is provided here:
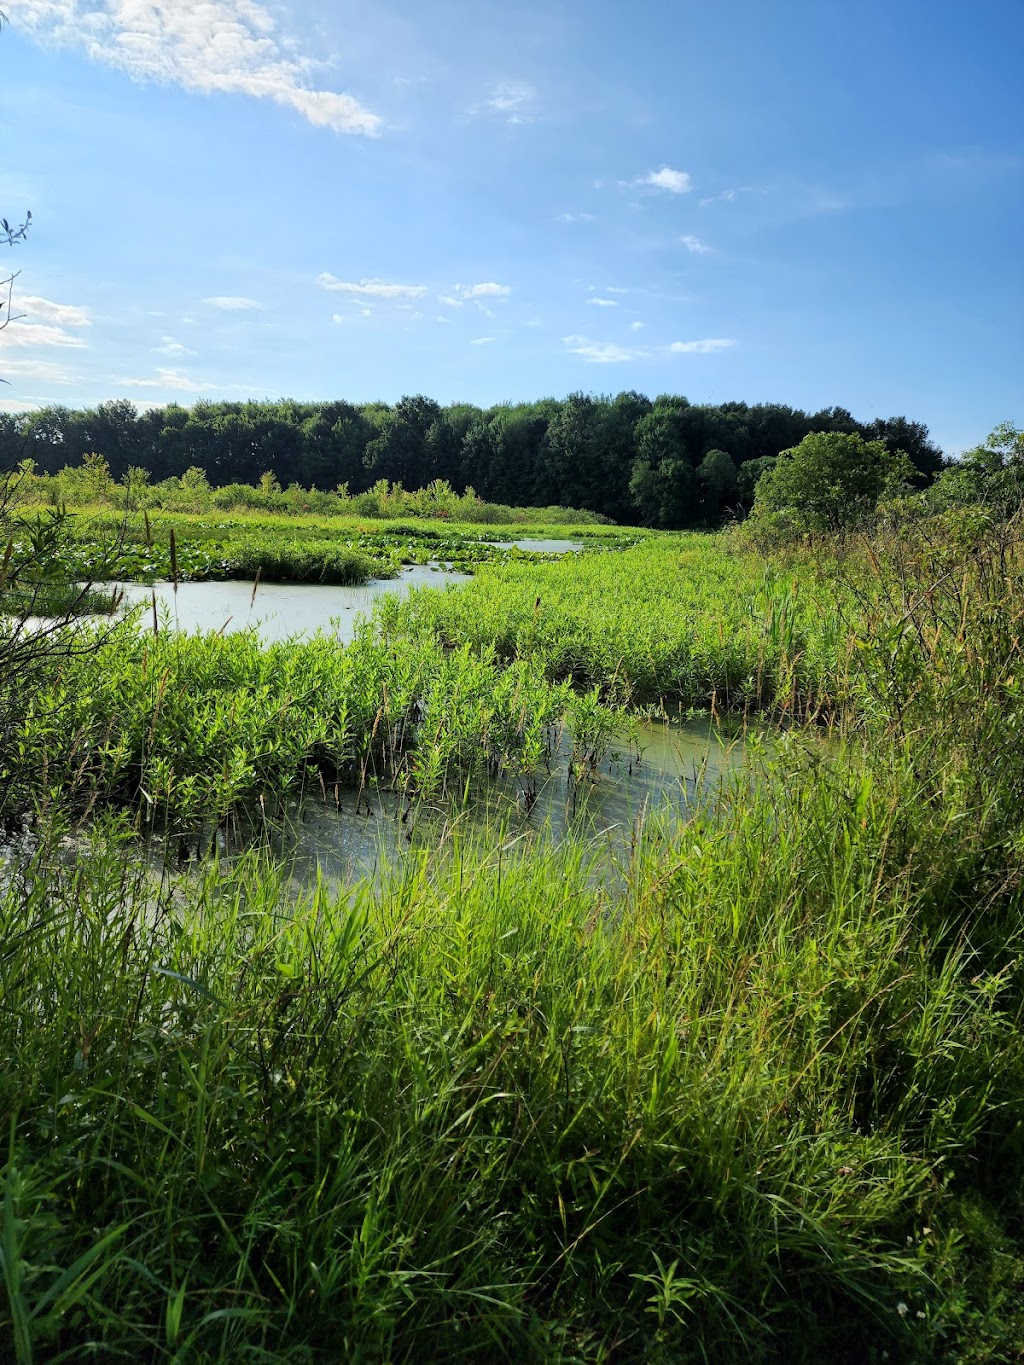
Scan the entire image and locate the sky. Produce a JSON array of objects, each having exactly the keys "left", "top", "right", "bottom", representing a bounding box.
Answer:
[{"left": 1, "top": 0, "right": 1021, "bottom": 455}]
